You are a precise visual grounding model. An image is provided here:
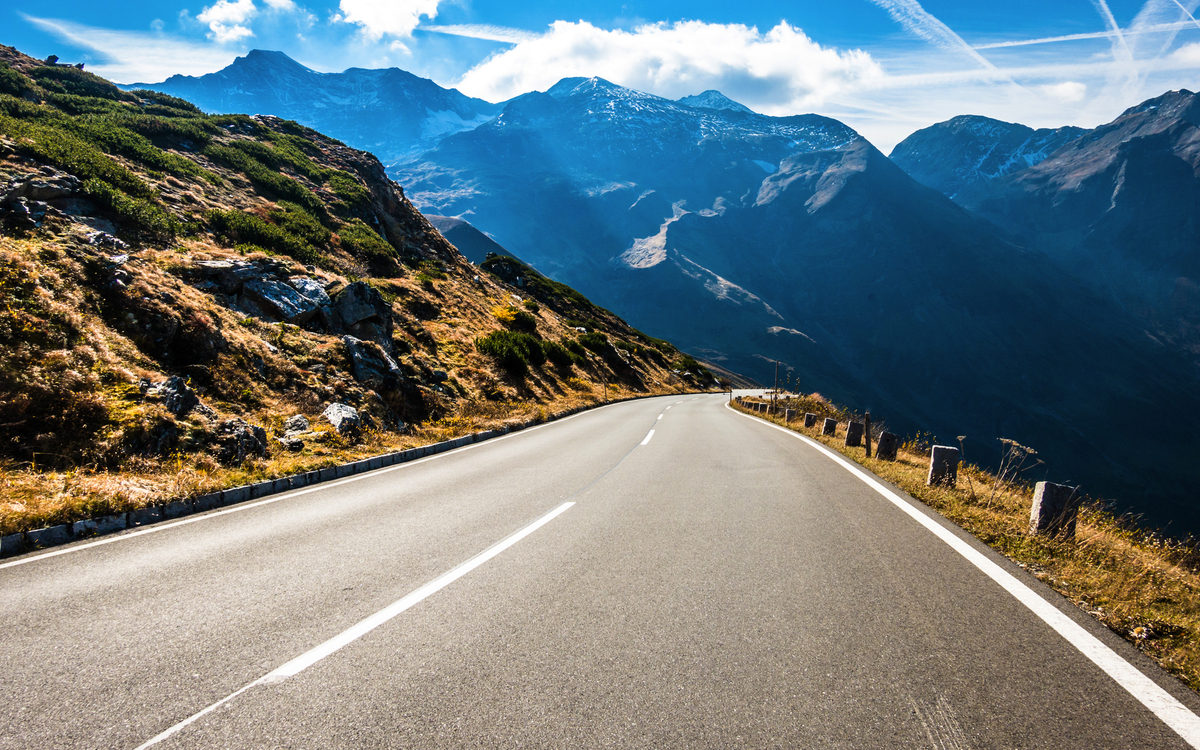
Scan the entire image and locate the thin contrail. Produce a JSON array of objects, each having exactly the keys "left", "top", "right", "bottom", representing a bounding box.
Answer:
[
  {"left": 1091, "top": 0, "right": 1135, "bottom": 62},
  {"left": 420, "top": 24, "right": 540, "bottom": 44},
  {"left": 974, "top": 20, "right": 1199, "bottom": 49},
  {"left": 867, "top": 0, "right": 998, "bottom": 70}
]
